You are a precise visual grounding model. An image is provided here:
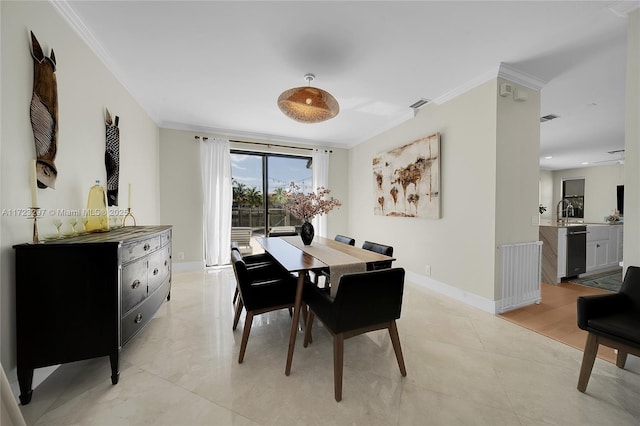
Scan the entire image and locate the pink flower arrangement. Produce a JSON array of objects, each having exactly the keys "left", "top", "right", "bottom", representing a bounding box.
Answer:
[{"left": 283, "top": 182, "right": 341, "bottom": 222}]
